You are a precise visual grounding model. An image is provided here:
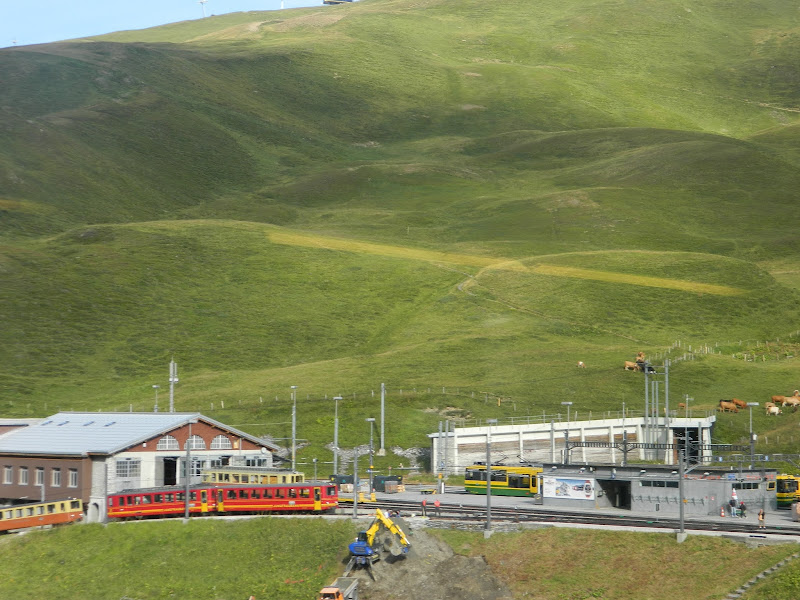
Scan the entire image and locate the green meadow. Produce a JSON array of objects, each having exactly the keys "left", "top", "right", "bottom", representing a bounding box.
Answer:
[{"left": 4, "top": 0, "right": 800, "bottom": 598}]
